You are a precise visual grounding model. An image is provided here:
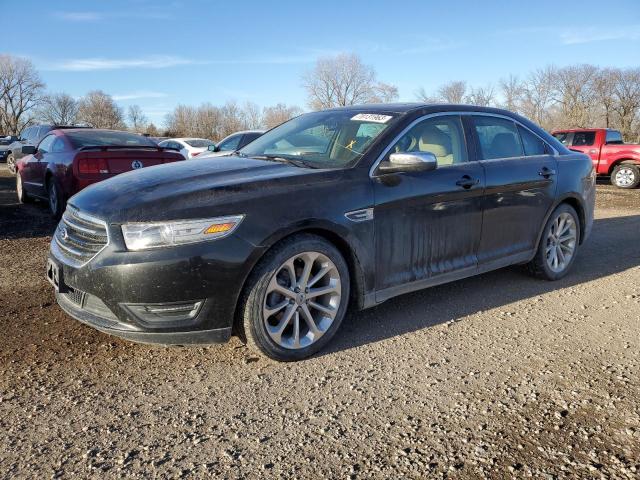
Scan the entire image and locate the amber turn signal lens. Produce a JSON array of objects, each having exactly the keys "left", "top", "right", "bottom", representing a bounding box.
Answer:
[{"left": 204, "top": 222, "right": 235, "bottom": 234}]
